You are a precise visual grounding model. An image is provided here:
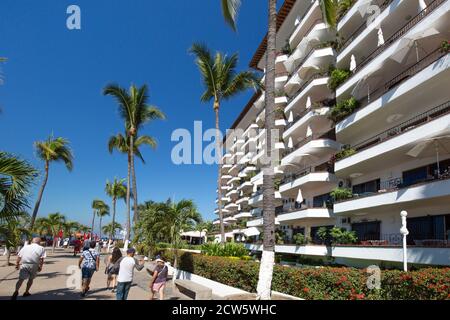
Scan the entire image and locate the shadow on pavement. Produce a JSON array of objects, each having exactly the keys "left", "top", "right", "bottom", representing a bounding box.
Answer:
[{"left": 0, "top": 287, "right": 112, "bottom": 300}]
